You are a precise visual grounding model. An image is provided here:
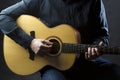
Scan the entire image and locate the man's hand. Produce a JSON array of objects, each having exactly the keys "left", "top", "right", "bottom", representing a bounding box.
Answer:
[
  {"left": 85, "top": 41, "right": 103, "bottom": 60},
  {"left": 30, "top": 39, "right": 53, "bottom": 55}
]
